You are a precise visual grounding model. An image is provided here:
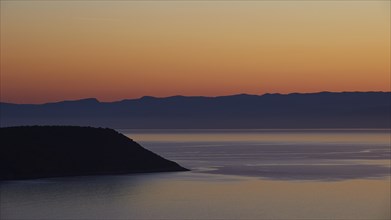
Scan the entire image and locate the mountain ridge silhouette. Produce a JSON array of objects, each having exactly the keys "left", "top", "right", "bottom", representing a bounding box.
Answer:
[{"left": 1, "top": 92, "right": 390, "bottom": 128}]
